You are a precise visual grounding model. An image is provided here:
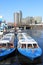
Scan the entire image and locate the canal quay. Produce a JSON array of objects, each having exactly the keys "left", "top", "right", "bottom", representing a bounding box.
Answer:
[{"left": 0, "top": 29, "right": 43, "bottom": 65}]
